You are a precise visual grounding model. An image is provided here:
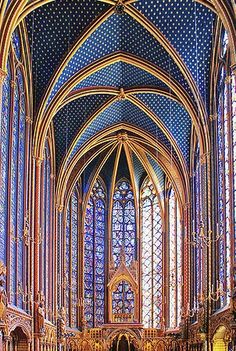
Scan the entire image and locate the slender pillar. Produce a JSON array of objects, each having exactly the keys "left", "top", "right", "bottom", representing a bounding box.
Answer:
[{"left": 33, "top": 156, "right": 43, "bottom": 351}]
